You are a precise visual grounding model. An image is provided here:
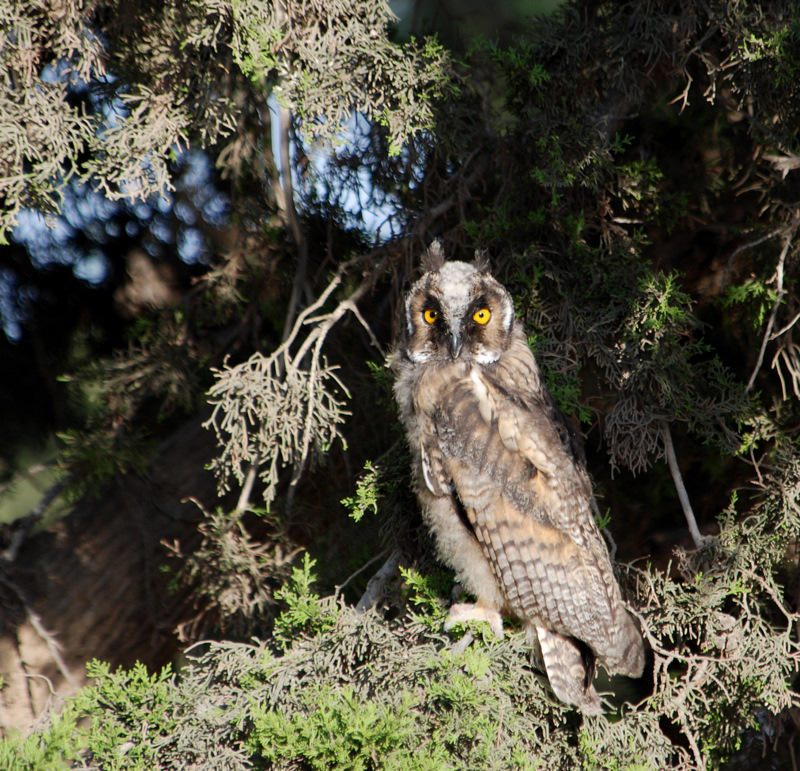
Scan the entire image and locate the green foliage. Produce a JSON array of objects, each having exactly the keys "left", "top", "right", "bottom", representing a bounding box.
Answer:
[
  {"left": 273, "top": 553, "right": 338, "bottom": 649},
  {"left": 341, "top": 461, "right": 382, "bottom": 522},
  {"left": 75, "top": 660, "right": 179, "bottom": 769},
  {"left": 0, "top": 706, "right": 83, "bottom": 770},
  {"left": 341, "top": 442, "right": 415, "bottom": 523},
  {"left": 0, "top": 0, "right": 455, "bottom": 240},
  {"left": 594, "top": 509, "right": 612, "bottom": 531},
  {"left": 400, "top": 566, "right": 452, "bottom": 631},
  {"left": 250, "top": 686, "right": 423, "bottom": 771},
  {"left": 242, "top": 606, "right": 582, "bottom": 771},
  {"left": 0, "top": 0, "right": 240, "bottom": 240},
  {"left": 722, "top": 276, "right": 777, "bottom": 330},
  {"left": 514, "top": 238, "right": 753, "bottom": 475},
  {"left": 8, "top": 456, "right": 800, "bottom": 770},
  {"left": 542, "top": 369, "right": 593, "bottom": 425},
  {"left": 628, "top": 272, "right": 693, "bottom": 334},
  {"left": 231, "top": 0, "right": 455, "bottom": 155}
]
